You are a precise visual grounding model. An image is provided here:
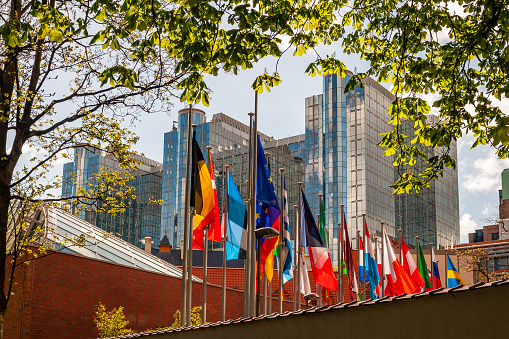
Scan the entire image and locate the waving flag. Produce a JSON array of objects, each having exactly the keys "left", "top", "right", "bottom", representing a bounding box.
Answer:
[
  {"left": 364, "top": 221, "right": 380, "bottom": 299},
  {"left": 431, "top": 247, "right": 442, "bottom": 289},
  {"left": 226, "top": 173, "right": 247, "bottom": 261},
  {"left": 255, "top": 134, "right": 280, "bottom": 265},
  {"left": 376, "top": 241, "right": 382, "bottom": 297},
  {"left": 417, "top": 242, "right": 432, "bottom": 291},
  {"left": 299, "top": 248, "right": 312, "bottom": 296},
  {"left": 382, "top": 228, "right": 420, "bottom": 295},
  {"left": 191, "top": 131, "right": 216, "bottom": 251},
  {"left": 301, "top": 189, "right": 337, "bottom": 290},
  {"left": 359, "top": 236, "right": 366, "bottom": 281},
  {"left": 446, "top": 254, "right": 465, "bottom": 288},
  {"left": 207, "top": 152, "right": 222, "bottom": 243},
  {"left": 401, "top": 236, "right": 425, "bottom": 291},
  {"left": 275, "top": 178, "right": 293, "bottom": 284},
  {"left": 342, "top": 213, "right": 359, "bottom": 300}
]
